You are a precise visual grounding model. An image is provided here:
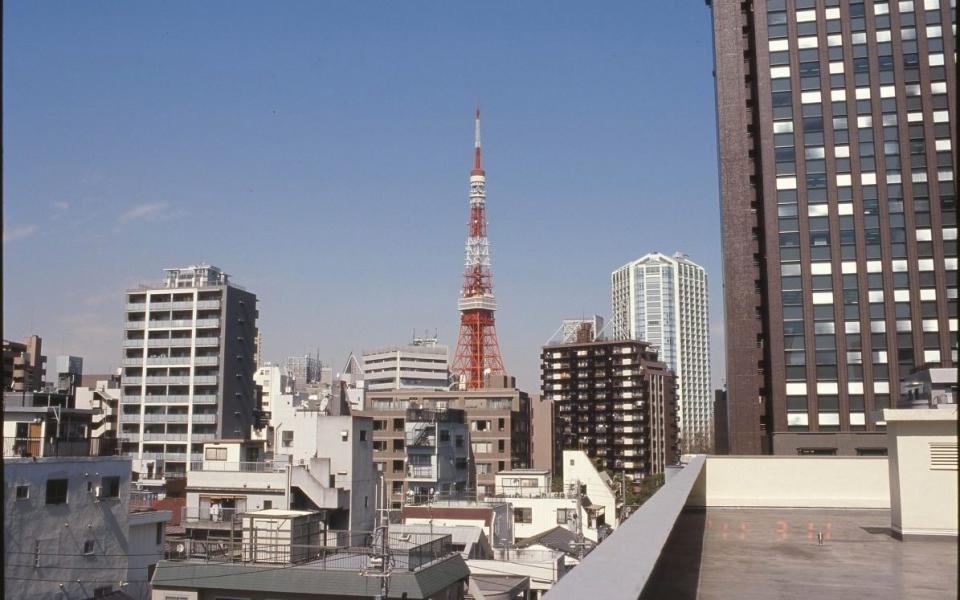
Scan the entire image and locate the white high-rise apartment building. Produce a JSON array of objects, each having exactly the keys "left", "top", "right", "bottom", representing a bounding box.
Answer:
[
  {"left": 120, "top": 265, "right": 258, "bottom": 481},
  {"left": 612, "top": 252, "right": 711, "bottom": 447},
  {"left": 362, "top": 336, "right": 450, "bottom": 391}
]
